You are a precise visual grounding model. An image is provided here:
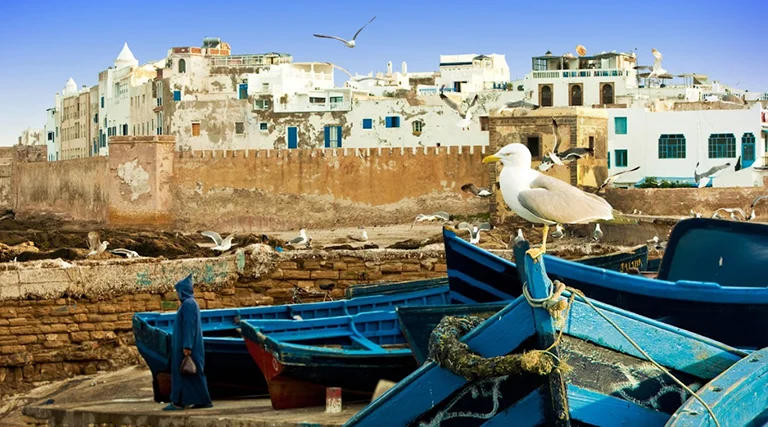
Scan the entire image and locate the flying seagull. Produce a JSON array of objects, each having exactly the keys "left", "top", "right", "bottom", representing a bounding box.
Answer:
[
  {"left": 201, "top": 231, "right": 236, "bottom": 252},
  {"left": 86, "top": 231, "right": 109, "bottom": 257},
  {"left": 712, "top": 207, "right": 747, "bottom": 221},
  {"left": 287, "top": 229, "right": 311, "bottom": 248},
  {"left": 497, "top": 100, "right": 539, "bottom": 114},
  {"left": 595, "top": 166, "right": 641, "bottom": 193},
  {"left": 695, "top": 161, "right": 731, "bottom": 188},
  {"left": 635, "top": 48, "right": 670, "bottom": 80},
  {"left": 461, "top": 183, "right": 494, "bottom": 197},
  {"left": 457, "top": 222, "right": 492, "bottom": 245},
  {"left": 110, "top": 248, "right": 140, "bottom": 258},
  {"left": 411, "top": 211, "right": 451, "bottom": 229},
  {"left": 539, "top": 119, "right": 594, "bottom": 171},
  {"left": 313, "top": 16, "right": 376, "bottom": 48},
  {"left": 439, "top": 86, "right": 480, "bottom": 131},
  {"left": 483, "top": 143, "right": 614, "bottom": 260}
]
